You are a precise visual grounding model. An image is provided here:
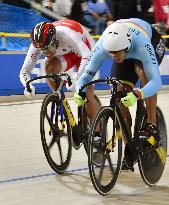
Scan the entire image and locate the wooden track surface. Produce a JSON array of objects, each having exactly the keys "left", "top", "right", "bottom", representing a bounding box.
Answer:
[{"left": 0, "top": 92, "right": 169, "bottom": 205}]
